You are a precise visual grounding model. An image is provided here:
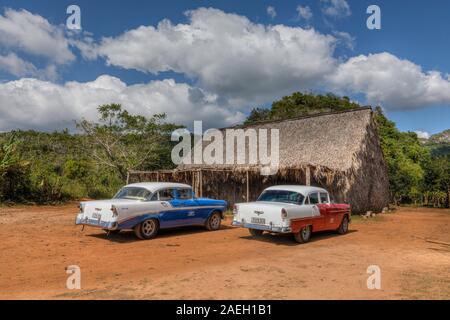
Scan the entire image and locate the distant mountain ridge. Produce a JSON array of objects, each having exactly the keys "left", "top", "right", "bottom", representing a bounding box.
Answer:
[{"left": 422, "top": 129, "right": 450, "bottom": 156}]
